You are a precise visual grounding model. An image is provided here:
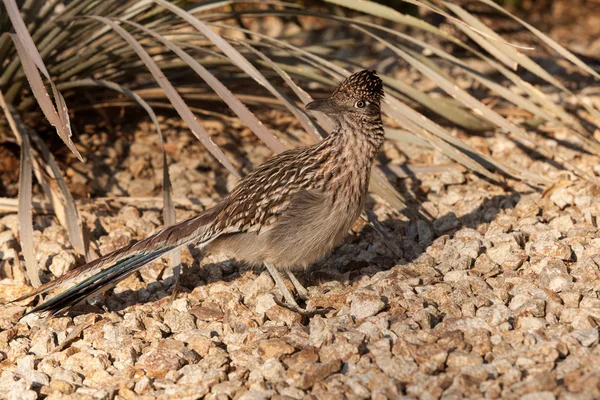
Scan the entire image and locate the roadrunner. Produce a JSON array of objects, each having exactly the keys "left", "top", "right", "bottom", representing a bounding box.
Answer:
[{"left": 12, "top": 70, "right": 386, "bottom": 316}]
